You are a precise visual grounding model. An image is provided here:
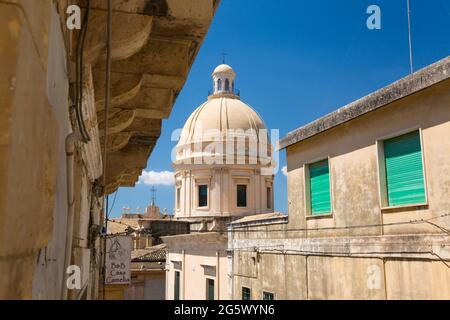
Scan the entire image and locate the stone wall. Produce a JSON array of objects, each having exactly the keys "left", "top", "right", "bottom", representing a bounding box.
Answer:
[
  {"left": 1, "top": 0, "right": 67, "bottom": 300},
  {"left": 164, "top": 233, "right": 229, "bottom": 300},
  {"left": 230, "top": 75, "right": 450, "bottom": 300},
  {"left": 0, "top": 0, "right": 219, "bottom": 299}
]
